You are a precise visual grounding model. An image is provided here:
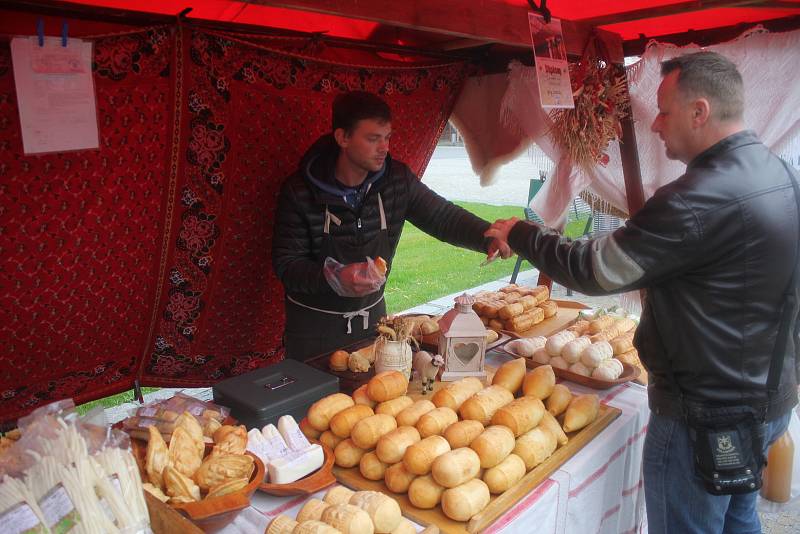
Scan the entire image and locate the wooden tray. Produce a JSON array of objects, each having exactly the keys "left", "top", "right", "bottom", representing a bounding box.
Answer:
[
  {"left": 526, "top": 358, "right": 640, "bottom": 390},
  {"left": 333, "top": 403, "right": 620, "bottom": 534},
  {"left": 502, "top": 299, "right": 589, "bottom": 339},
  {"left": 258, "top": 441, "right": 337, "bottom": 496}
]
